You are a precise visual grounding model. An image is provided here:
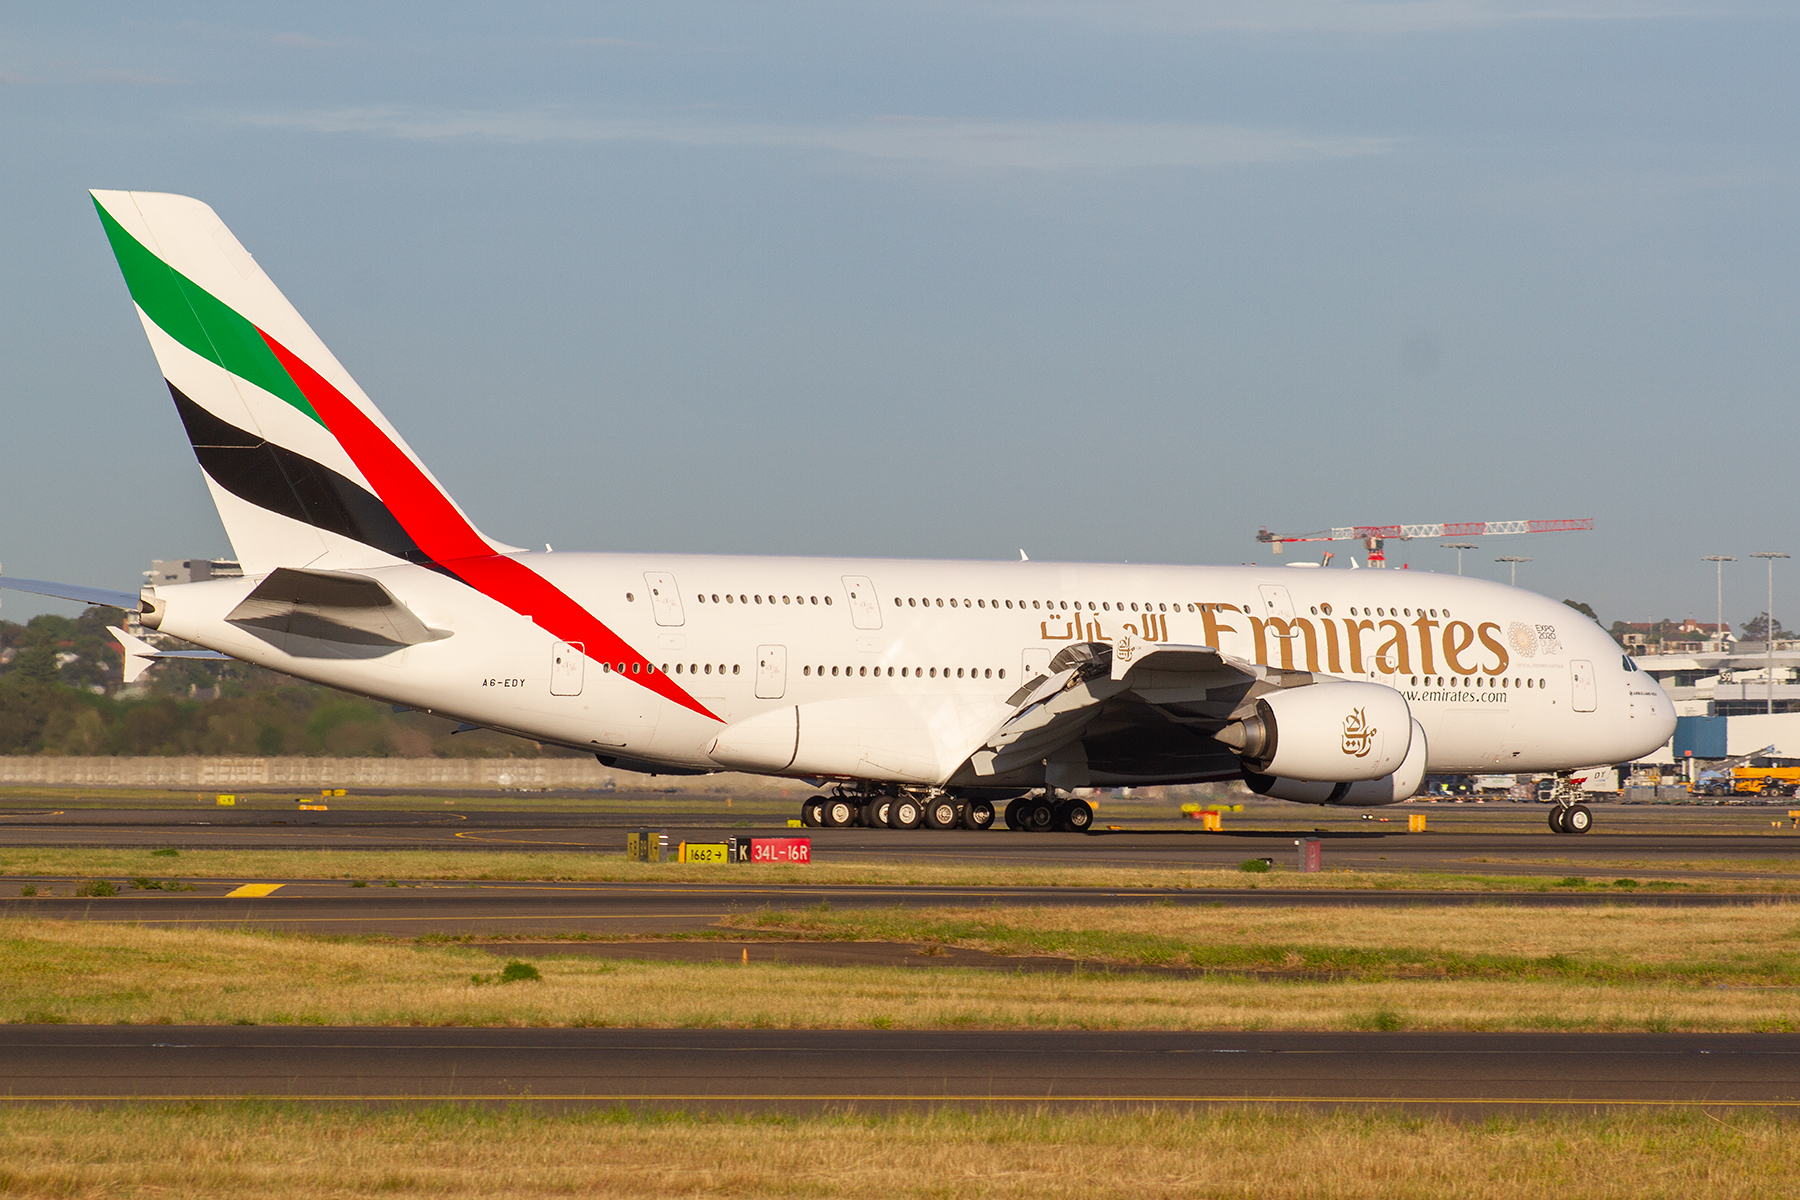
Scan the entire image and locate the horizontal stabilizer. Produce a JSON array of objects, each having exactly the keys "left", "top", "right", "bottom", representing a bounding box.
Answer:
[
  {"left": 1, "top": 576, "right": 138, "bottom": 610},
  {"left": 107, "top": 626, "right": 231, "bottom": 683}
]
